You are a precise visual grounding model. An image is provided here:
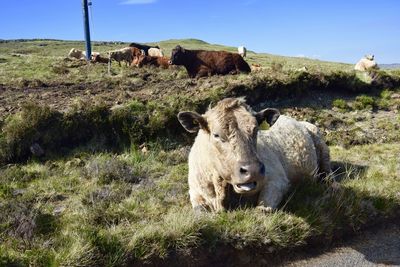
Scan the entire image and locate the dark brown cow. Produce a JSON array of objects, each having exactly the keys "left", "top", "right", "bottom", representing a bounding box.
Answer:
[
  {"left": 136, "top": 55, "right": 170, "bottom": 69},
  {"left": 169, "top": 45, "right": 251, "bottom": 78}
]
